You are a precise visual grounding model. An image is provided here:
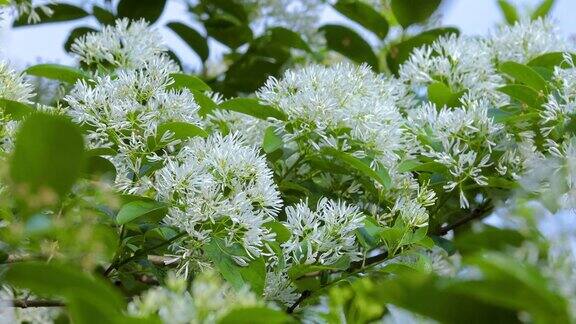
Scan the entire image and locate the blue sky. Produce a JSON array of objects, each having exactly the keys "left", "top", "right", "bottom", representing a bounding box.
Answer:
[{"left": 1, "top": 0, "right": 575, "bottom": 70}]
